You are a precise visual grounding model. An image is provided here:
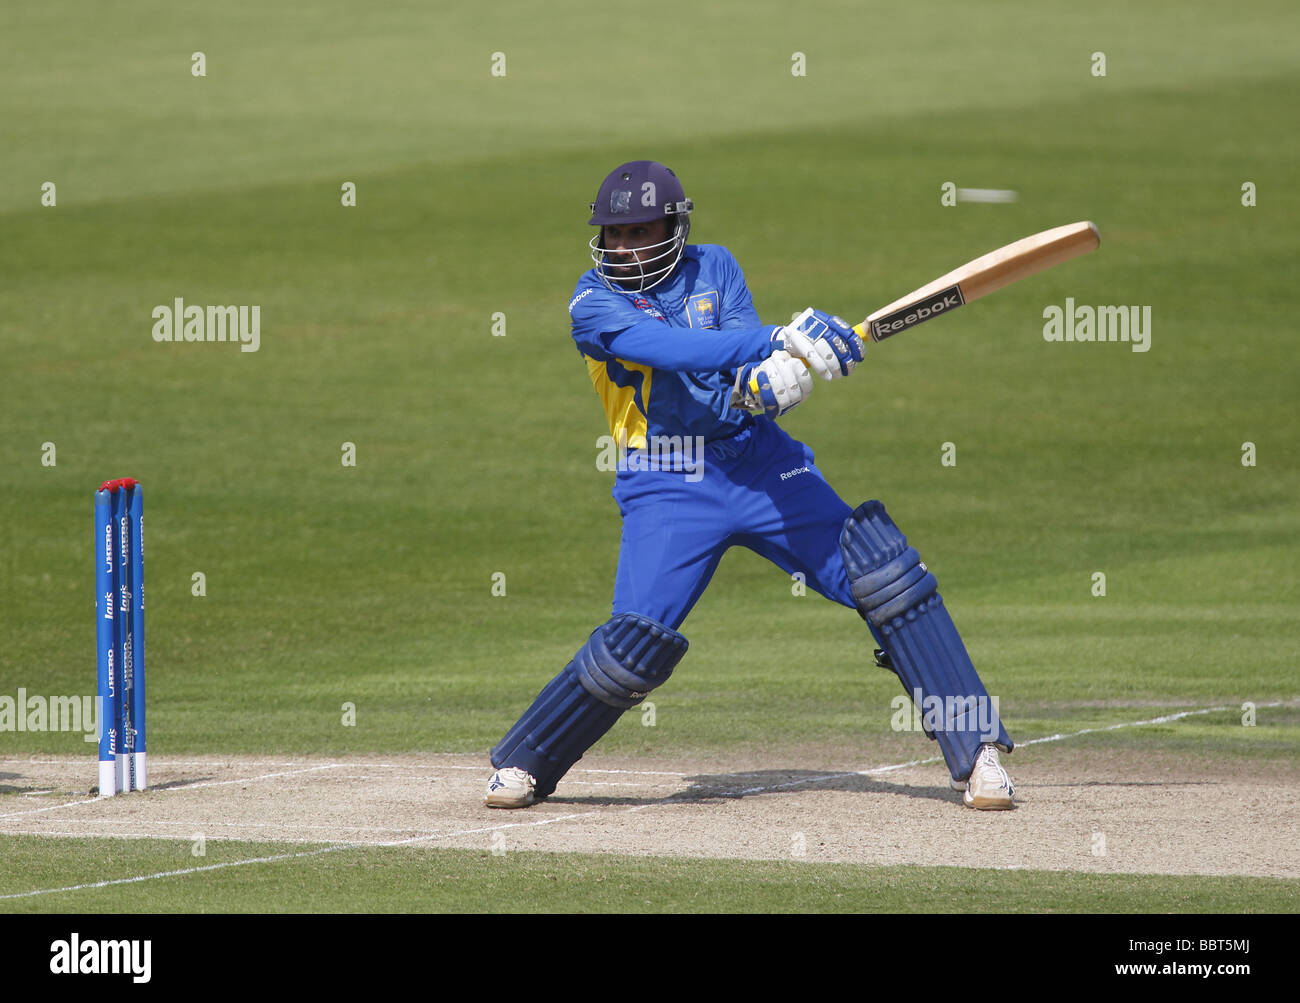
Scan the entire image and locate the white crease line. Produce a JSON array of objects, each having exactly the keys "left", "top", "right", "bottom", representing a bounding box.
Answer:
[
  {"left": 0, "top": 756, "right": 479, "bottom": 767},
  {"left": 565, "top": 767, "right": 689, "bottom": 778},
  {"left": 375, "top": 811, "right": 604, "bottom": 848},
  {"left": 0, "top": 763, "right": 662, "bottom": 827},
  {"left": 330, "top": 774, "right": 674, "bottom": 789},
  {"left": 0, "top": 764, "right": 344, "bottom": 822},
  {"left": 633, "top": 700, "right": 1300, "bottom": 800},
  {"left": 4, "top": 816, "right": 443, "bottom": 835},
  {"left": 0, "top": 827, "right": 438, "bottom": 841},
  {"left": 660, "top": 754, "right": 947, "bottom": 803},
  {"left": 1017, "top": 703, "right": 1249, "bottom": 745},
  {"left": 1, "top": 759, "right": 687, "bottom": 779},
  {"left": 0, "top": 758, "right": 327, "bottom": 768},
  {"left": 351, "top": 764, "right": 688, "bottom": 778},
  {"left": 0, "top": 793, "right": 104, "bottom": 822},
  {"left": 535, "top": 779, "right": 678, "bottom": 789},
  {"left": 728, "top": 756, "right": 945, "bottom": 797},
  {"left": 158, "top": 764, "right": 344, "bottom": 792},
  {"left": 0, "top": 758, "right": 708, "bottom": 792},
  {"left": 299, "top": 773, "right": 477, "bottom": 782},
  {"left": 0, "top": 845, "right": 354, "bottom": 901},
  {"left": 285, "top": 774, "right": 392, "bottom": 782},
  {"left": 0, "top": 811, "right": 604, "bottom": 900}
]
